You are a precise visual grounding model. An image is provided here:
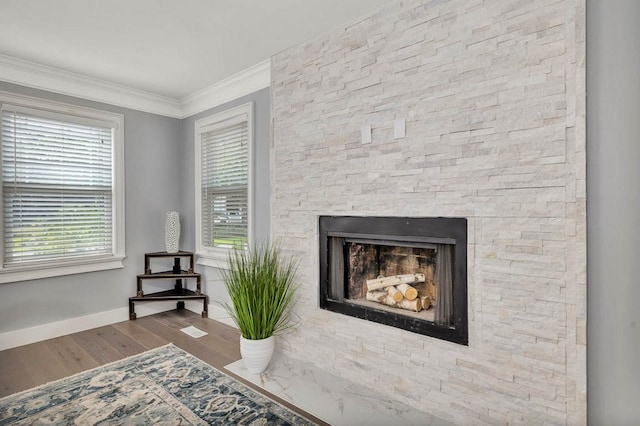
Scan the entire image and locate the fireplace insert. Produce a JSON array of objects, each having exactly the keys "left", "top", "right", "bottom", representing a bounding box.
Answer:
[{"left": 319, "top": 216, "right": 468, "bottom": 345}]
